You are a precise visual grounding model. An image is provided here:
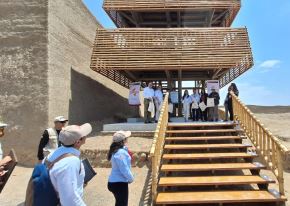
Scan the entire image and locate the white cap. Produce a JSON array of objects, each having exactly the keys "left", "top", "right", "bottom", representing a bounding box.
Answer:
[
  {"left": 54, "top": 116, "right": 68, "bottom": 122},
  {"left": 59, "top": 123, "right": 92, "bottom": 146},
  {"left": 112, "top": 130, "right": 131, "bottom": 143}
]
